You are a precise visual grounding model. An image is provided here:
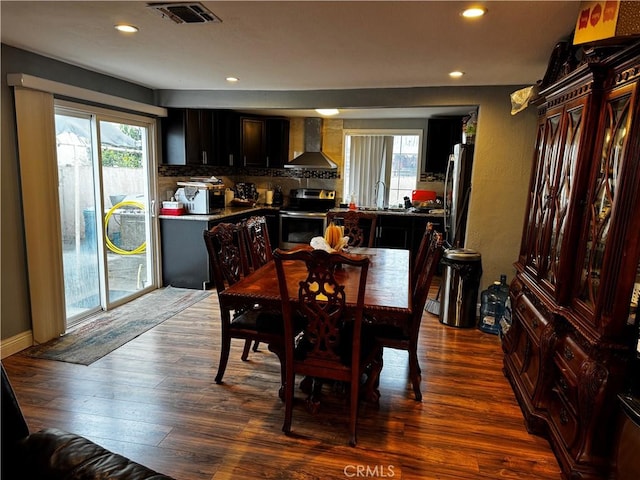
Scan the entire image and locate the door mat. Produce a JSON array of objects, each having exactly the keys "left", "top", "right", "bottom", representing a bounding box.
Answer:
[{"left": 24, "top": 286, "right": 211, "bottom": 366}]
